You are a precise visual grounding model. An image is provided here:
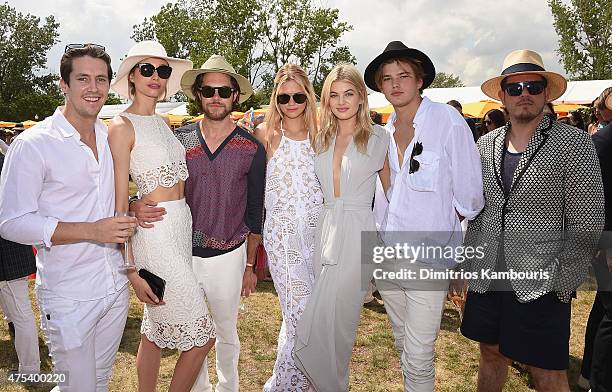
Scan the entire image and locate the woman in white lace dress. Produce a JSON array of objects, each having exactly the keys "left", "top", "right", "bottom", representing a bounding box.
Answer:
[
  {"left": 108, "top": 41, "right": 215, "bottom": 391},
  {"left": 254, "top": 64, "right": 323, "bottom": 392}
]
